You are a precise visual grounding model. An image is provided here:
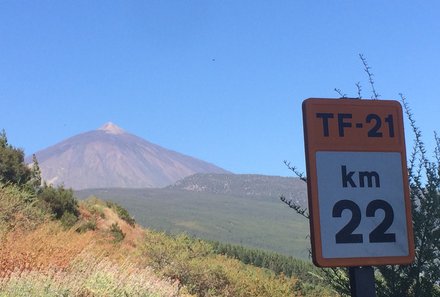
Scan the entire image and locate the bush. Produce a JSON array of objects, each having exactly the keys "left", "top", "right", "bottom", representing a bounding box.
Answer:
[
  {"left": 106, "top": 201, "right": 136, "bottom": 227},
  {"left": 0, "top": 183, "right": 45, "bottom": 234},
  {"left": 82, "top": 196, "right": 107, "bottom": 219},
  {"left": 76, "top": 219, "right": 97, "bottom": 233},
  {"left": 141, "top": 233, "right": 232, "bottom": 296},
  {"left": 60, "top": 211, "right": 79, "bottom": 229},
  {"left": 109, "top": 223, "right": 125, "bottom": 243},
  {"left": 37, "top": 184, "right": 79, "bottom": 220},
  {"left": 139, "top": 232, "right": 333, "bottom": 297},
  {"left": 177, "top": 259, "right": 231, "bottom": 297}
]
